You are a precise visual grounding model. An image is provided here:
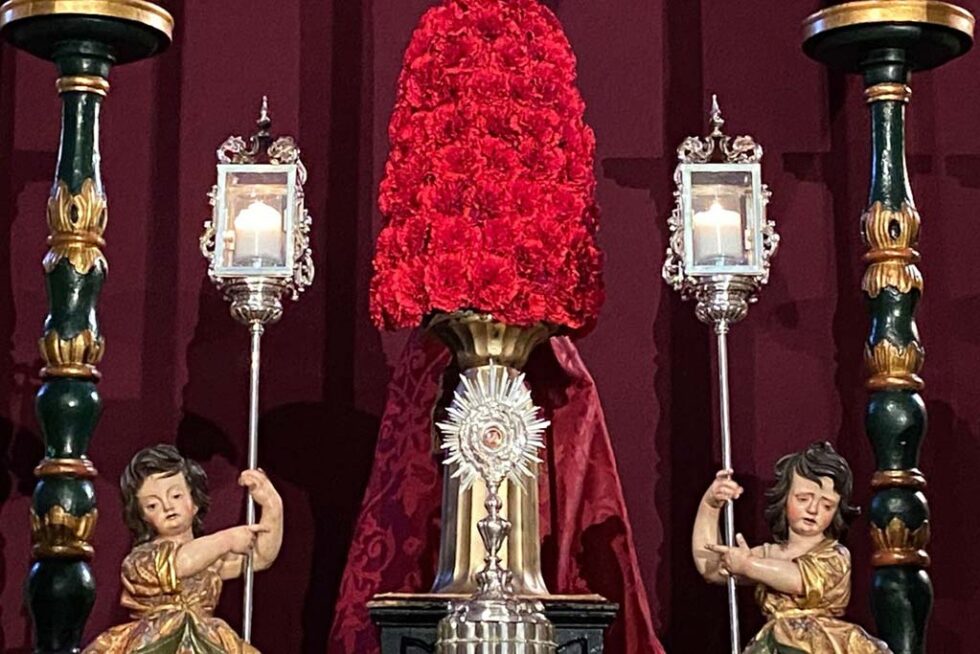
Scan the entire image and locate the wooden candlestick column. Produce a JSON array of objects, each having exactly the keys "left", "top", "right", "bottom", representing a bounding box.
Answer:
[
  {"left": 802, "top": 3, "right": 973, "bottom": 652},
  {"left": 0, "top": 3, "right": 172, "bottom": 650}
]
